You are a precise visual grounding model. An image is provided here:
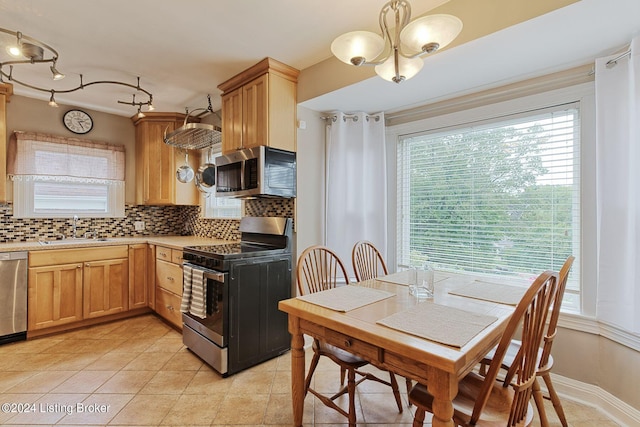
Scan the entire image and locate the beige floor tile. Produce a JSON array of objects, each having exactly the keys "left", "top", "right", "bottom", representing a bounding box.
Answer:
[
  {"left": 110, "top": 337, "right": 158, "bottom": 353},
  {"left": 358, "top": 391, "right": 414, "bottom": 424},
  {"left": 162, "top": 349, "right": 205, "bottom": 371},
  {"left": 227, "top": 369, "right": 276, "bottom": 395},
  {"left": 56, "top": 393, "right": 134, "bottom": 425},
  {"left": 43, "top": 352, "right": 102, "bottom": 371},
  {"left": 139, "top": 370, "right": 197, "bottom": 394},
  {"left": 95, "top": 370, "right": 155, "bottom": 394},
  {"left": 160, "top": 393, "right": 223, "bottom": 425},
  {"left": 183, "top": 368, "right": 233, "bottom": 395},
  {"left": 122, "top": 351, "right": 174, "bottom": 371},
  {"left": 6, "top": 393, "right": 89, "bottom": 425},
  {"left": 143, "top": 335, "right": 185, "bottom": 353},
  {"left": 264, "top": 392, "right": 315, "bottom": 425},
  {"left": 108, "top": 393, "right": 180, "bottom": 425},
  {"left": 83, "top": 351, "right": 139, "bottom": 371},
  {"left": 51, "top": 370, "right": 117, "bottom": 394},
  {"left": 0, "top": 392, "right": 45, "bottom": 424},
  {"left": 213, "top": 393, "right": 270, "bottom": 425},
  {"left": 6, "top": 370, "right": 76, "bottom": 393},
  {"left": 0, "top": 370, "right": 37, "bottom": 392}
]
